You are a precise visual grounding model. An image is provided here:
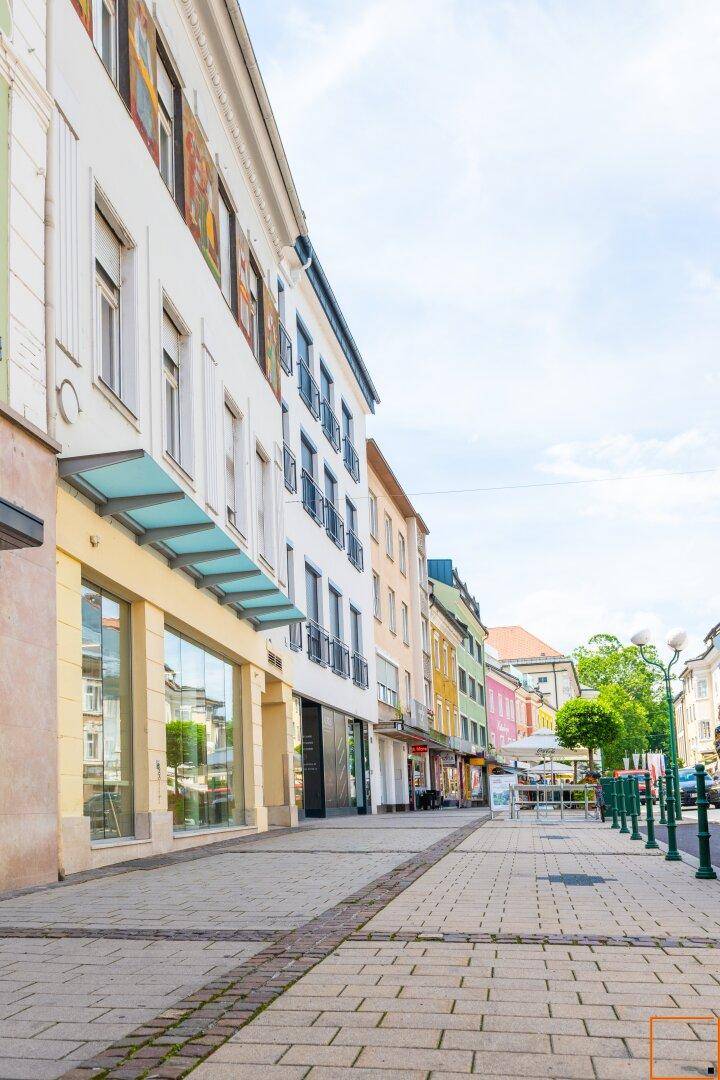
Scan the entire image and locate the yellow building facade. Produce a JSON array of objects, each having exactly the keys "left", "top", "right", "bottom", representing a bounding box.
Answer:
[
  {"left": 56, "top": 487, "right": 298, "bottom": 875},
  {"left": 429, "top": 590, "right": 467, "bottom": 804}
]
